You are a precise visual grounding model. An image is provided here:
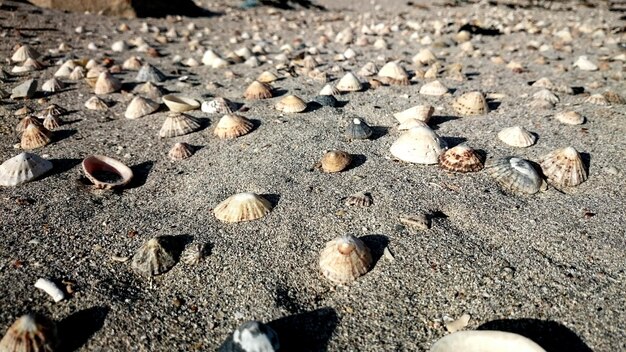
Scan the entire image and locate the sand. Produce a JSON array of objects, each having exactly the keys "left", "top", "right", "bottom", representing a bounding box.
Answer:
[{"left": 0, "top": 0, "right": 625, "bottom": 350}]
